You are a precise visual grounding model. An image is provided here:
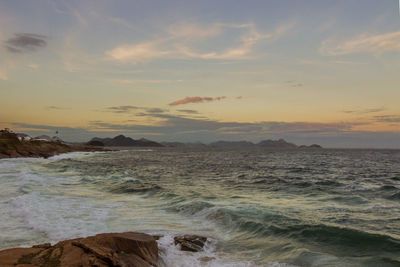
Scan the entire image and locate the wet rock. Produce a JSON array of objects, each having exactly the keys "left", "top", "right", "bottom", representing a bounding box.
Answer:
[
  {"left": 174, "top": 235, "right": 208, "bottom": 252},
  {"left": 0, "top": 232, "right": 158, "bottom": 267}
]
